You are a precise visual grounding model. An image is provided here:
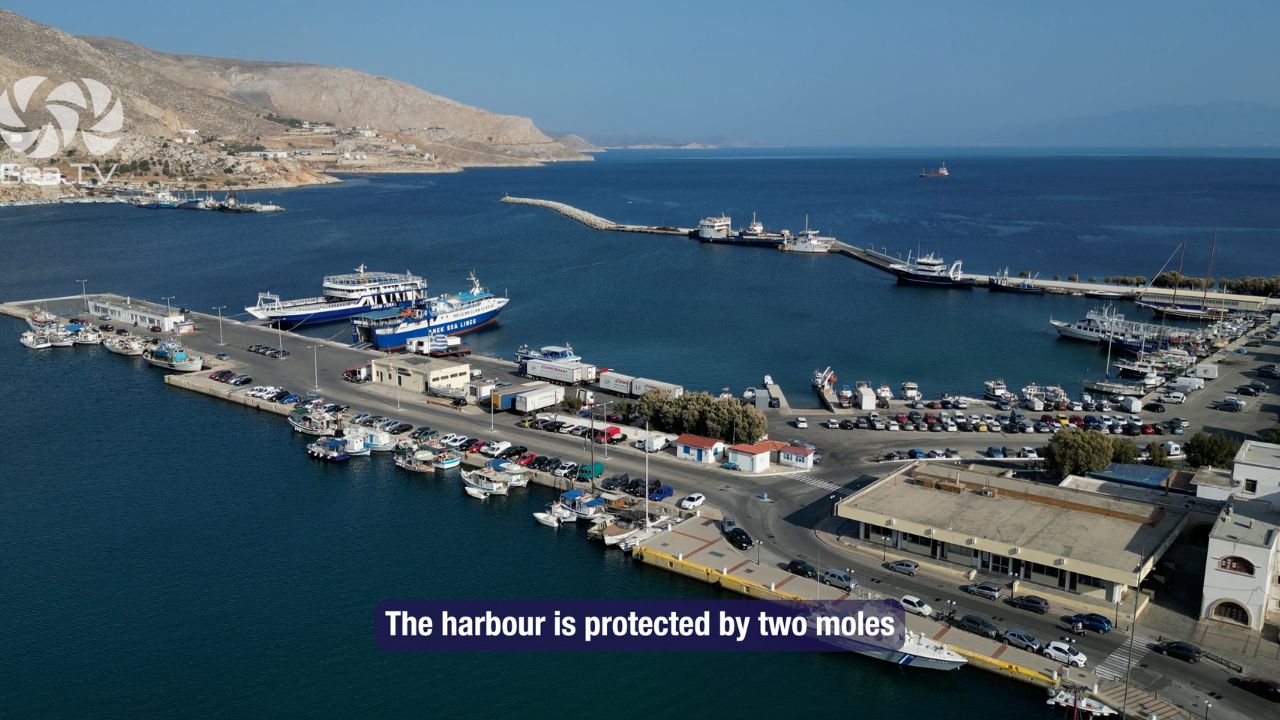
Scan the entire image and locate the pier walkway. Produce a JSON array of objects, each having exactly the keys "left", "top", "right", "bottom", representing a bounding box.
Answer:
[{"left": 500, "top": 195, "right": 693, "bottom": 236}]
